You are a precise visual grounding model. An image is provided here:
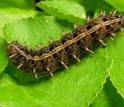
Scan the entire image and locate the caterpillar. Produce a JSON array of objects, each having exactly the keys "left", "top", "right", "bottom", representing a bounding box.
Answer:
[{"left": 6, "top": 10, "right": 124, "bottom": 80}]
